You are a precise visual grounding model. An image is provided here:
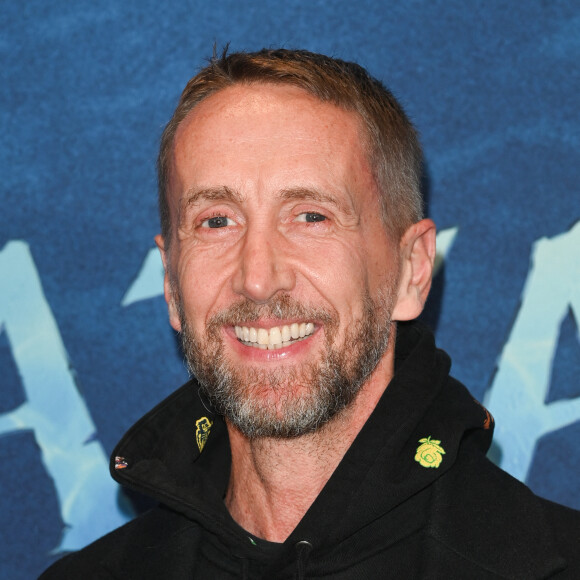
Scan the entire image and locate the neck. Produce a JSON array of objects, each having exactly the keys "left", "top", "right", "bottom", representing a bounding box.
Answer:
[{"left": 224, "top": 335, "right": 395, "bottom": 543}]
